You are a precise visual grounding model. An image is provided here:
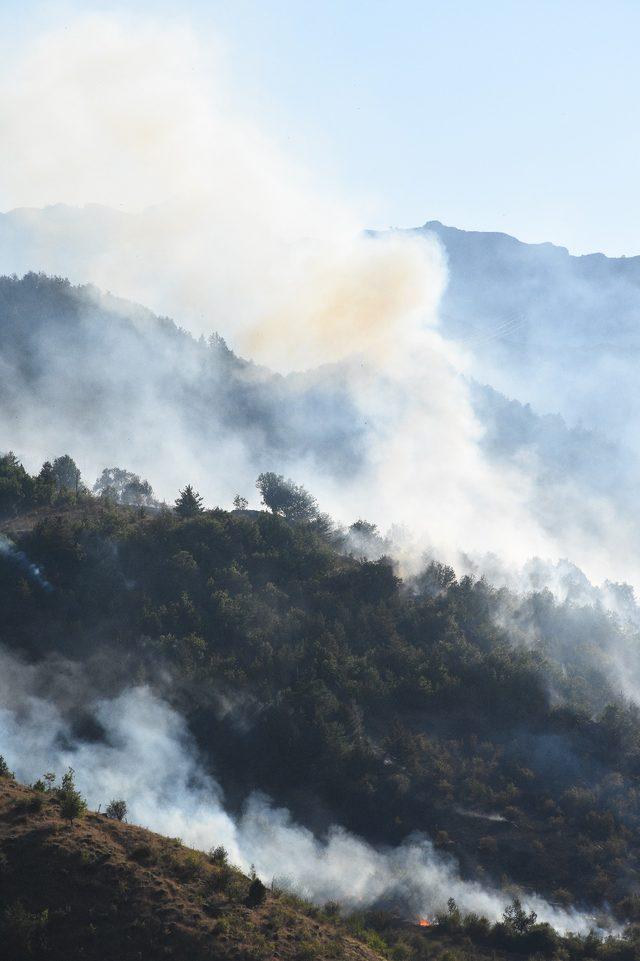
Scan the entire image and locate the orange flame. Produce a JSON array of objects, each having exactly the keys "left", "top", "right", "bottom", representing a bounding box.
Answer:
[{"left": 418, "top": 919, "right": 431, "bottom": 927}]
